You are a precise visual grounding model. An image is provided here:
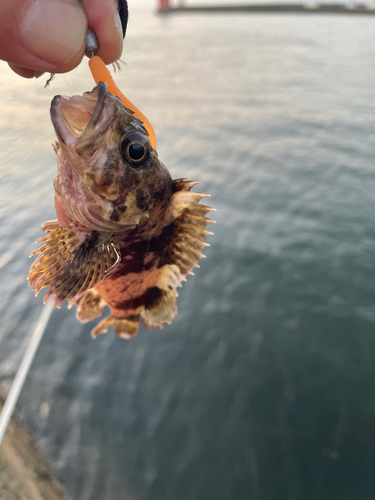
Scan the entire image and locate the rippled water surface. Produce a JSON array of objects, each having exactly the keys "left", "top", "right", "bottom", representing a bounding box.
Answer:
[{"left": 1, "top": 3, "right": 375, "bottom": 500}]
